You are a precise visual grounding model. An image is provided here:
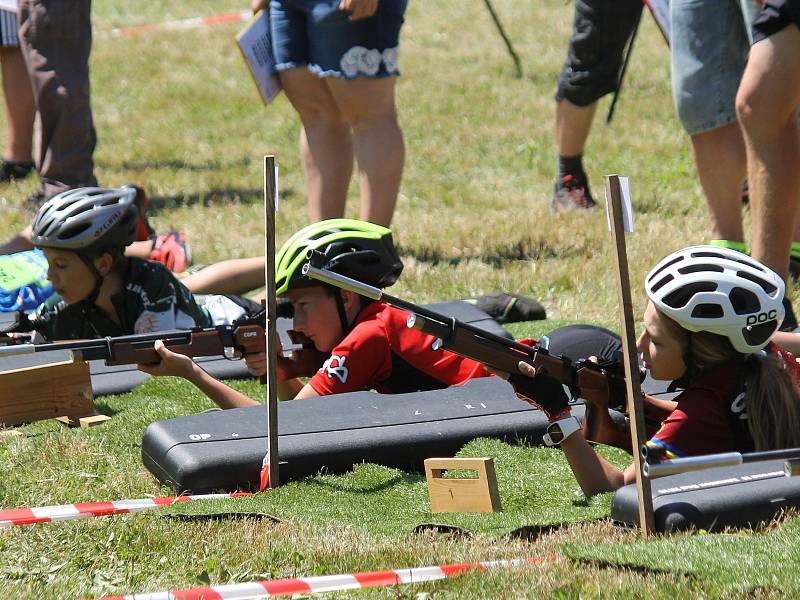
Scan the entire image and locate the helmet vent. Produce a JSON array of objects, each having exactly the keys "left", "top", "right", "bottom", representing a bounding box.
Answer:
[
  {"left": 737, "top": 270, "right": 777, "bottom": 295},
  {"left": 647, "top": 256, "right": 683, "bottom": 282},
  {"left": 730, "top": 287, "right": 761, "bottom": 315},
  {"left": 743, "top": 321, "right": 777, "bottom": 347},
  {"left": 60, "top": 222, "right": 91, "bottom": 240},
  {"left": 649, "top": 274, "right": 673, "bottom": 294},
  {"left": 662, "top": 281, "right": 716, "bottom": 308},
  {"left": 691, "top": 303, "right": 724, "bottom": 319},
  {"left": 677, "top": 263, "right": 723, "bottom": 275}
]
